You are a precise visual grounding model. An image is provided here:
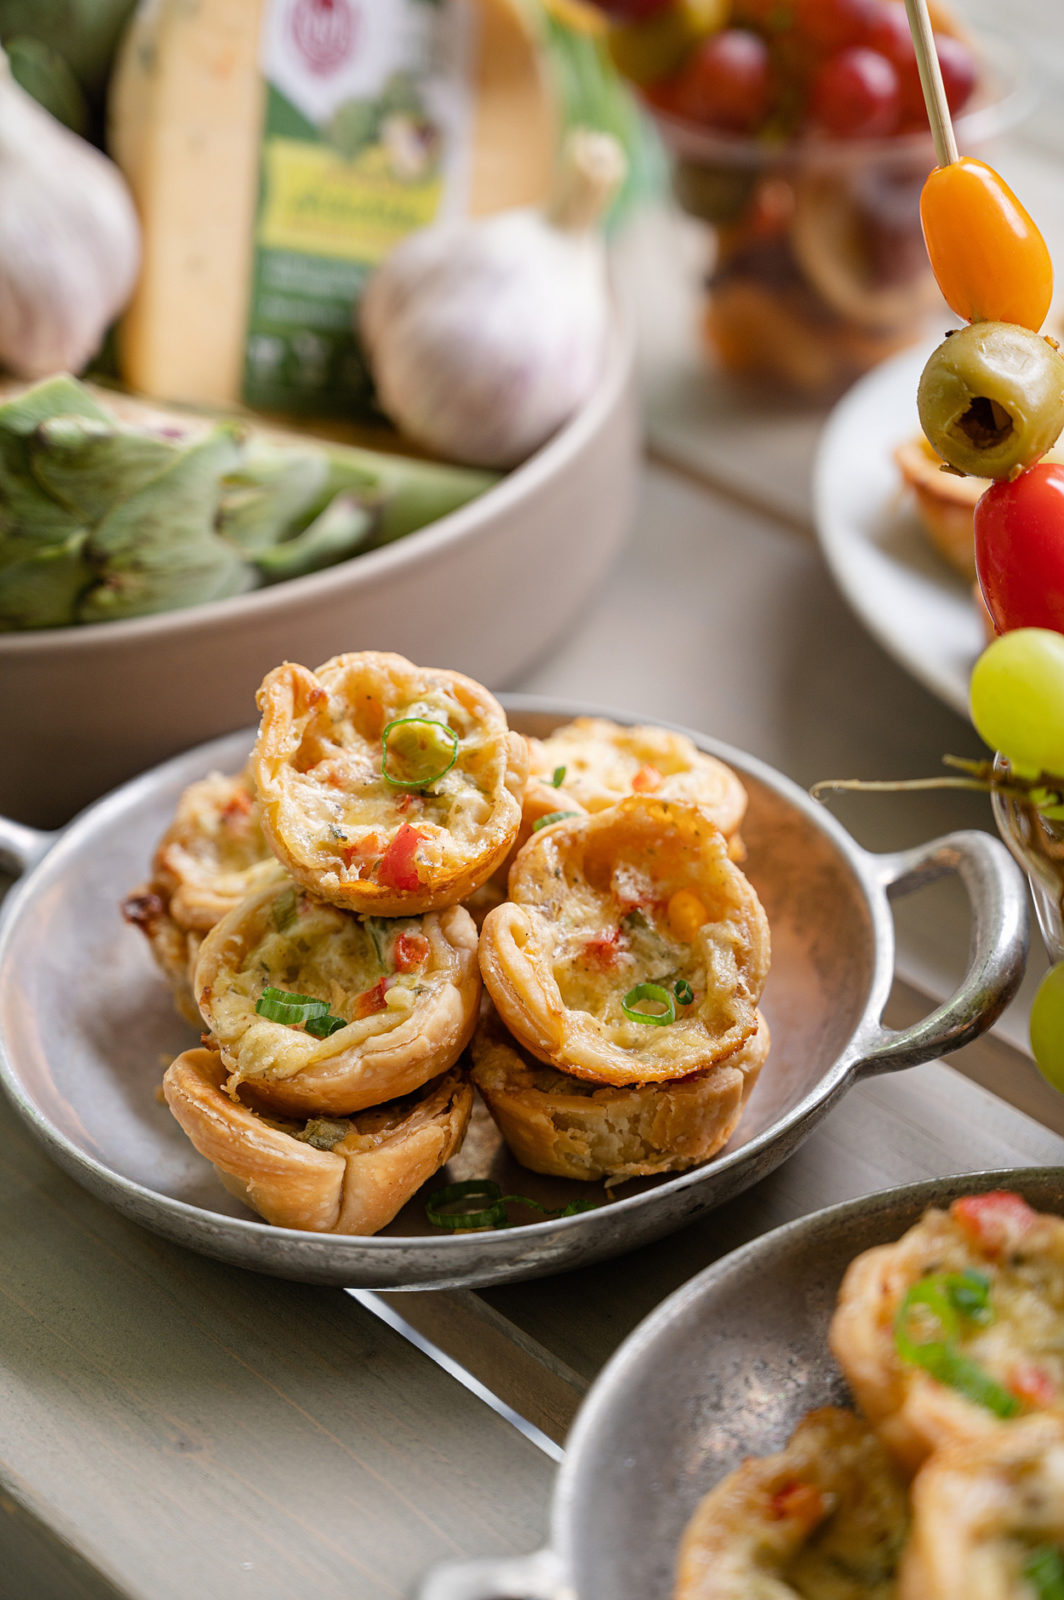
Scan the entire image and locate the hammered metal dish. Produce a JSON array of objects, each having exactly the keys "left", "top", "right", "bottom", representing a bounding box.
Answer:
[
  {"left": 0, "top": 698, "right": 1027, "bottom": 1291},
  {"left": 421, "top": 1168, "right": 1064, "bottom": 1600}
]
